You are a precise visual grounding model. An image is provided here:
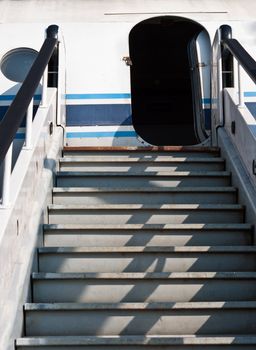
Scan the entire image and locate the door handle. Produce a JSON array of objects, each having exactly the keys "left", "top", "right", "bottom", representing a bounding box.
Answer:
[{"left": 122, "top": 56, "right": 132, "bottom": 66}]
